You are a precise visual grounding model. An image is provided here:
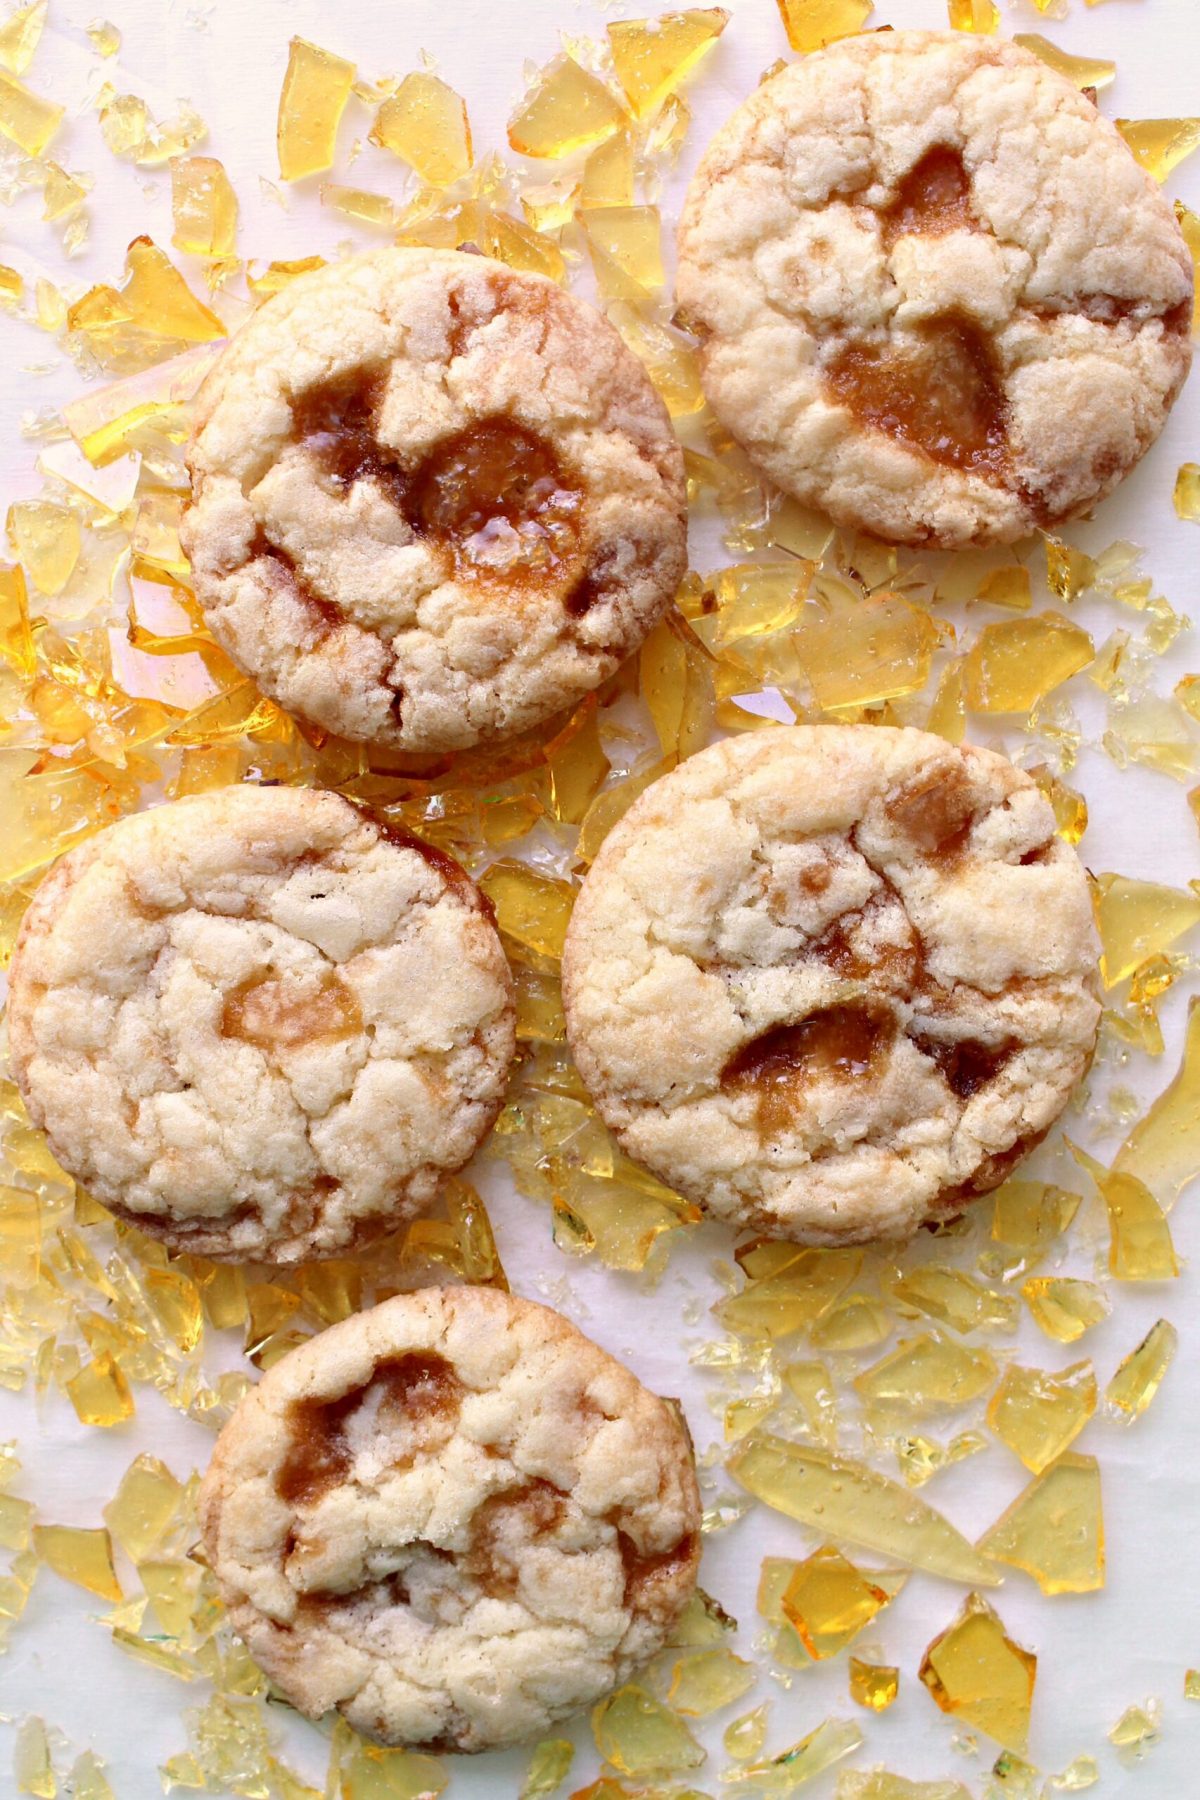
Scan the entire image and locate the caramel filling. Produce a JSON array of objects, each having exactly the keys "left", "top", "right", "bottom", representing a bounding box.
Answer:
[
  {"left": 722, "top": 1003, "right": 897, "bottom": 1134},
  {"left": 619, "top": 1530, "right": 698, "bottom": 1611},
  {"left": 885, "top": 766, "right": 977, "bottom": 857},
  {"left": 222, "top": 971, "right": 361, "bottom": 1052},
  {"left": 908, "top": 1031, "right": 1016, "bottom": 1100},
  {"left": 880, "top": 146, "right": 978, "bottom": 251},
  {"left": 276, "top": 1352, "right": 464, "bottom": 1508},
  {"left": 825, "top": 318, "right": 1009, "bottom": 477}
]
